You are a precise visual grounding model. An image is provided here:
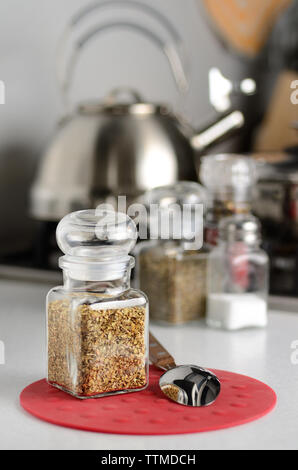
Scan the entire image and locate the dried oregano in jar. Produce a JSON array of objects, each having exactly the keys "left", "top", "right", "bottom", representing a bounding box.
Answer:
[
  {"left": 48, "top": 296, "right": 147, "bottom": 397},
  {"left": 136, "top": 182, "right": 207, "bottom": 325},
  {"left": 138, "top": 242, "right": 208, "bottom": 324},
  {"left": 47, "top": 210, "right": 149, "bottom": 399}
]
